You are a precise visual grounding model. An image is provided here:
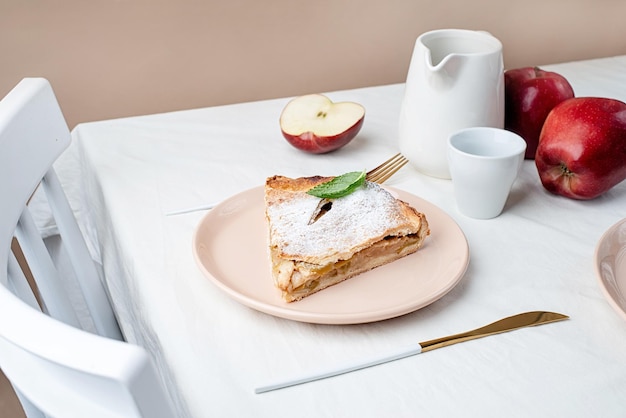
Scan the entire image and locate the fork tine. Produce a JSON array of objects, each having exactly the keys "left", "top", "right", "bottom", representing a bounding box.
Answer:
[
  {"left": 372, "top": 158, "right": 408, "bottom": 183},
  {"left": 366, "top": 153, "right": 402, "bottom": 180},
  {"left": 366, "top": 153, "right": 408, "bottom": 184}
]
